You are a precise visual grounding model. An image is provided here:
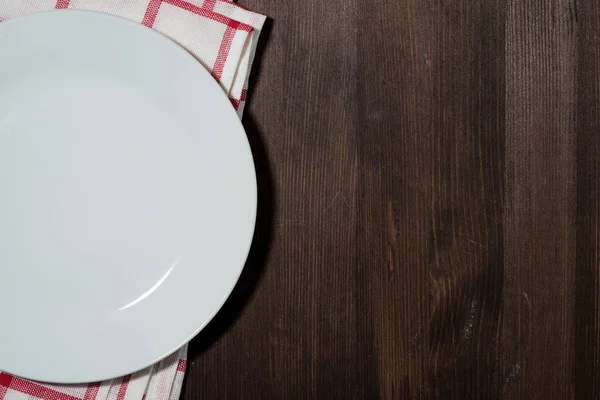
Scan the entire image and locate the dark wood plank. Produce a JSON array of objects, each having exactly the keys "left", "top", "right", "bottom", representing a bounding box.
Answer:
[
  {"left": 356, "top": 0, "right": 436, "bottom": 396},
  {"left": 503, "top": 0, "right": 577, "bottom": 397},
  {"left": 357, "top": 0, "right": 505, "bottom": 397},
  {"left": 575, "top": 0, "right": 600, "bottom": 398}
]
